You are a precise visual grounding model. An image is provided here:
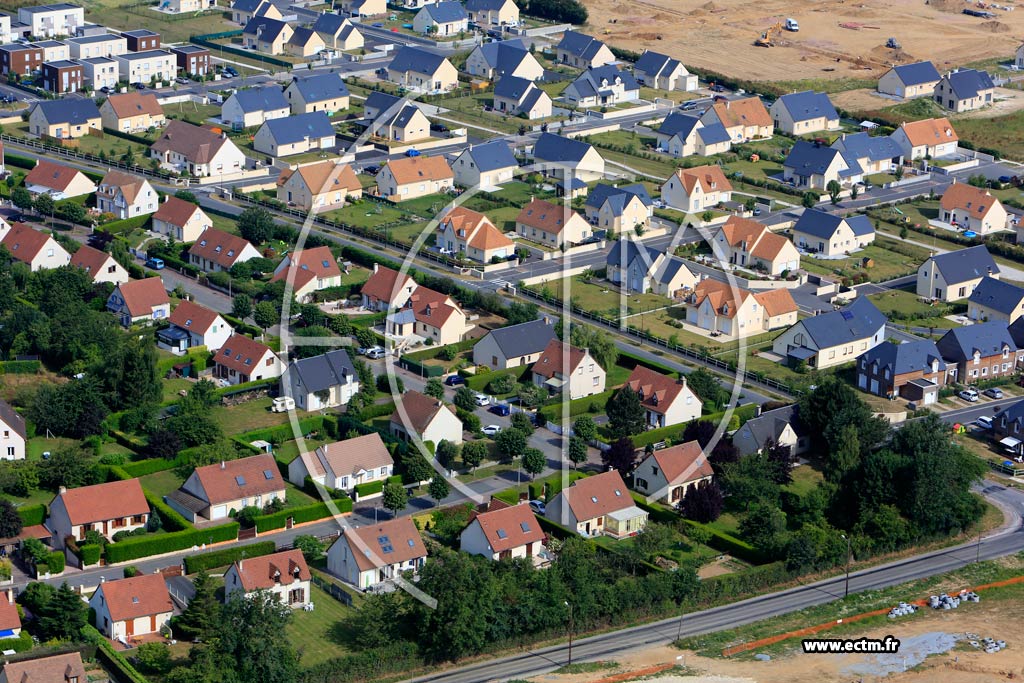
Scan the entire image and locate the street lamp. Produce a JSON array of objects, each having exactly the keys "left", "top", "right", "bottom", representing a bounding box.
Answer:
[
  {"left": 564, "top": 600, "right": 574, "bottom": 665},
  {"left": 841, "top": 533, "right": 851, "bottom": 598}
]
